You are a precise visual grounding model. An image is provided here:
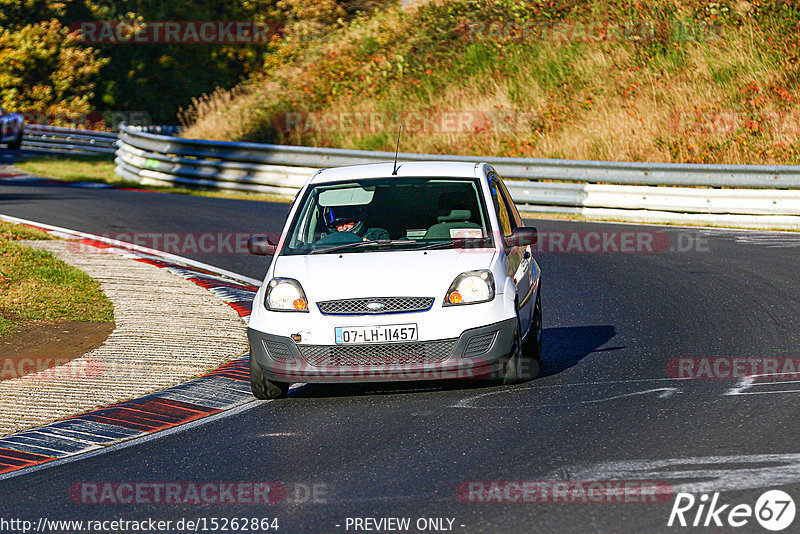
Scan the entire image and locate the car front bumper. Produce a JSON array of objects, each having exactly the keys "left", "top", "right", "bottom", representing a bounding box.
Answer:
[{"left": 248, "top": 318, "right": 517, "bottom": 383}]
